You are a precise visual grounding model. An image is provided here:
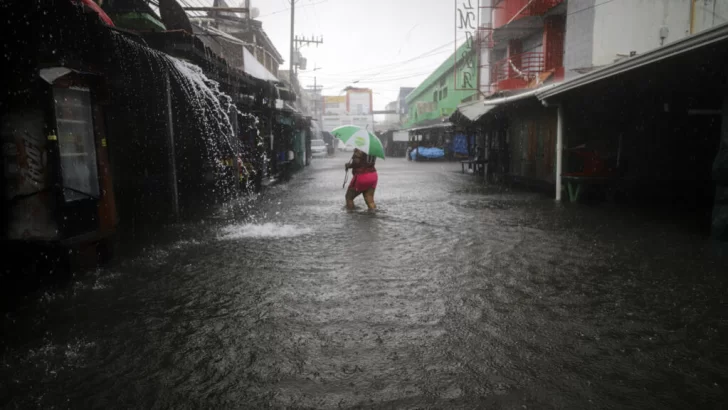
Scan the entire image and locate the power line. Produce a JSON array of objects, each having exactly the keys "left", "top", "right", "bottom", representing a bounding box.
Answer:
[
  {"left": 307, "top": 37, "right": 465, "bottom": 81},
  {"left": 259, "top": 0, "right": 327, "bottom": 18},
  {"left": 310, "top": 0, "right": 323, "bottom": 33},
  {"left": 296, "top": 53, "right": 454, "bottom": 80},
  {"left": 566, "top": 0, "right": 616, "bottom": 17},
  {"left": 319, "top": 70, "right": 435, "bottom": 91},
  {"left": 299, "top": 66, "right": 442, "bottom": 84}
]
